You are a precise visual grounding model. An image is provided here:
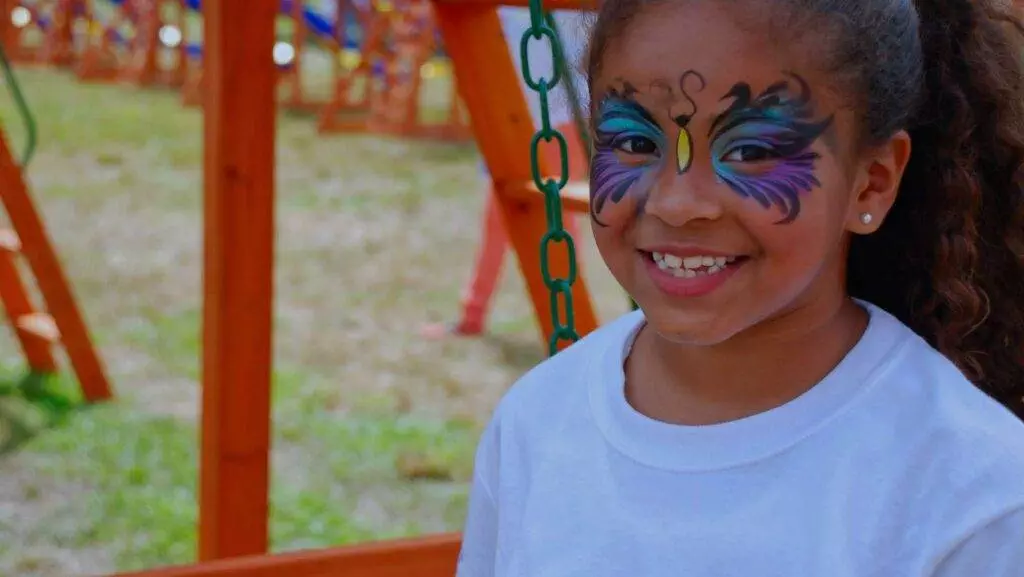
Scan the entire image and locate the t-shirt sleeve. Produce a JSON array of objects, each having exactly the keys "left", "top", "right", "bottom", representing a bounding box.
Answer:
[
  {"left": 456, "top": 415, "right": 502, "bottom": 577},
  {"left": 931, "top": 507, "right": 1024, "bottom": 577}
]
